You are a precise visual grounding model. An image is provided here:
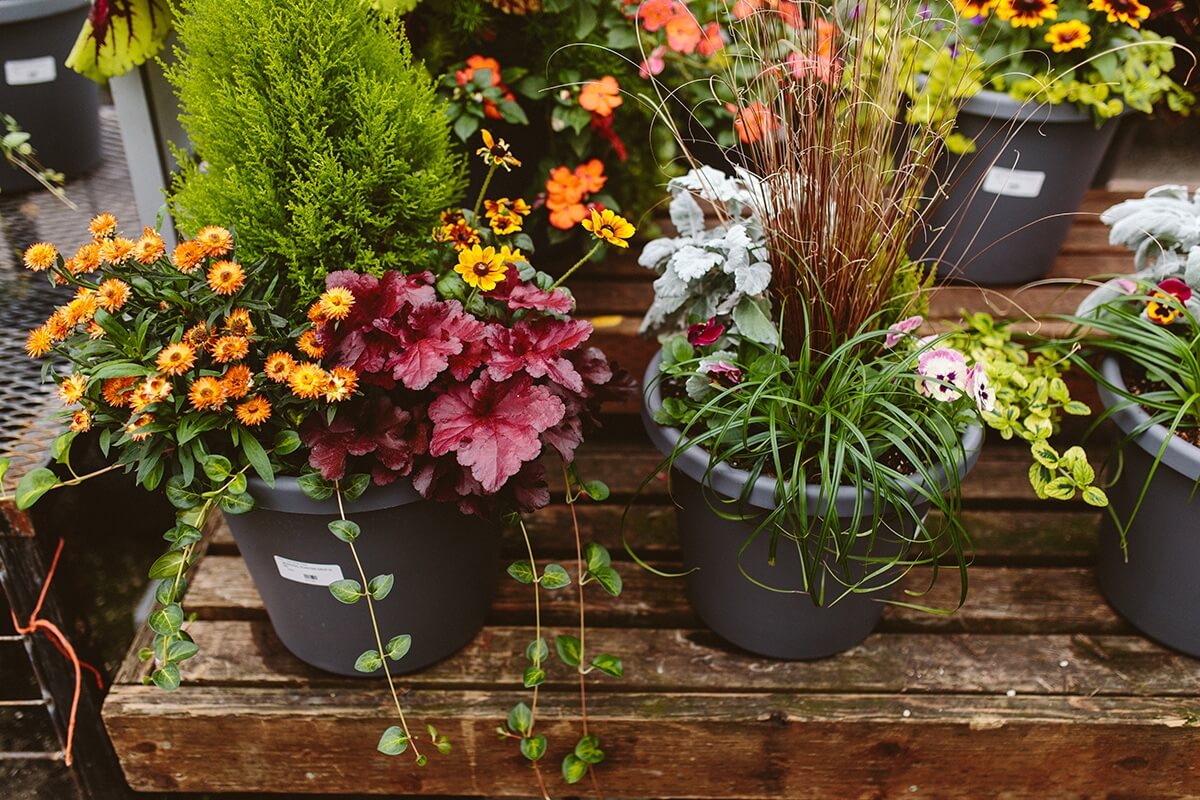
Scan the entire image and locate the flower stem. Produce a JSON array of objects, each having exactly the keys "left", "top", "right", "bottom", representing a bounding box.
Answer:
[
  {"left": 472, "top": 164, "right": 498, "bottom": 221},
  {"left": 549, "top": 242, "right": 603, "bottom": 291},
  {"left": 517, "top": 517, "right": 551, "bottom": 800},
  {"left": 562, "top": 463, "right": 589, "bottom": 737},
  {"left": 336, "top": 484, "right": 422, "bottom": 764}
]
